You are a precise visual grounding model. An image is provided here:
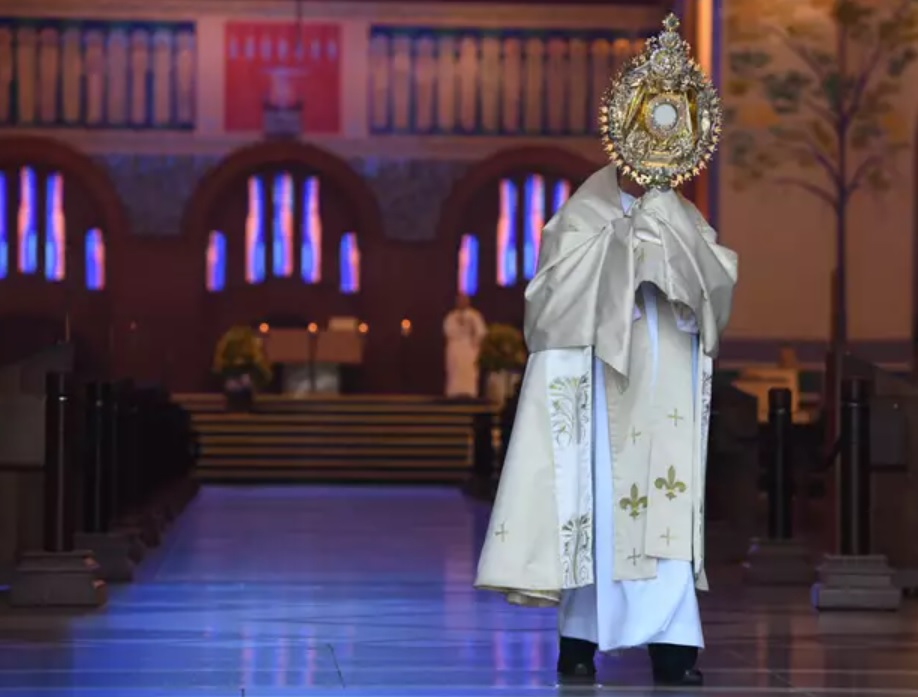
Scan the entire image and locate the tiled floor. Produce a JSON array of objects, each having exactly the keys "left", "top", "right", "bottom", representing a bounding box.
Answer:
[{"left": 1, "top": 486, "right": 918, "bottom": 696}]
